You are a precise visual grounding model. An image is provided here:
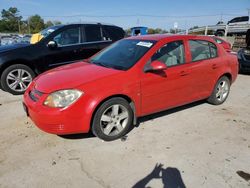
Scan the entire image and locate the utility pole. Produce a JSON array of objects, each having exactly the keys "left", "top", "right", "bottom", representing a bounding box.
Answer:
[
  {"left": 18, "top": 19, "right": 21, "bottom": 34},
  {"left": 28, "top": 18, "right": 31, "bottom": 34},
  {"left": 136, "top": 18, "right": 140, "bottom": 26},
  {"left": 220, "top": 12, "right": 223, "bottom": 22}
]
